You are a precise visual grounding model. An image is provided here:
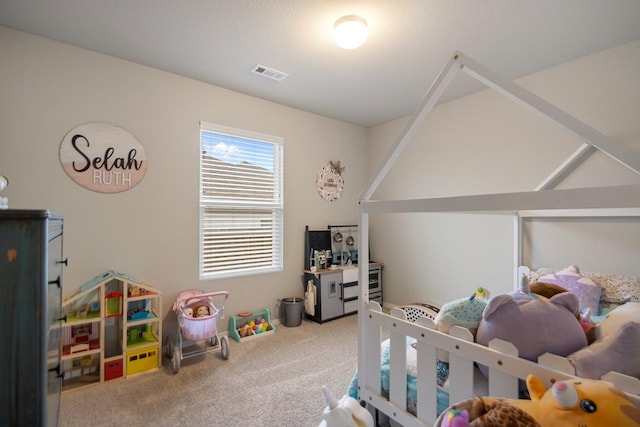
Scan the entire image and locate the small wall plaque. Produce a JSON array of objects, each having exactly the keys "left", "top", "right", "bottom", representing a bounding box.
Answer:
[{"left": 315, "top": 161, "right": 344, "bottom": 202}]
